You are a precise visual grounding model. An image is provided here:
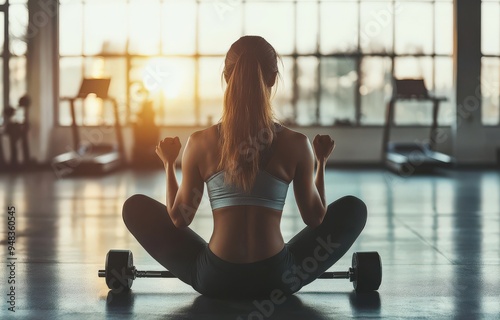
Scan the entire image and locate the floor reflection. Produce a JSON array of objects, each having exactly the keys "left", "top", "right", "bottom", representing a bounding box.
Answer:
[
  {"left": 105, "top": 290, "right": 135, "bottom": 314},
  {"left": 104, "top": 291, "right": 343, "bottom": 319},
  {"left": 349, "top": 291, "right": 381, "bottom": 316},
  {"left": 103, "top": 289, "right": 383, "bottom": 319},
  {"left": 452, "top": 172, "right": 482, "bottom": 318},
  {"left": 177, "top": 294, "right": 332, "bottom": 320}
]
